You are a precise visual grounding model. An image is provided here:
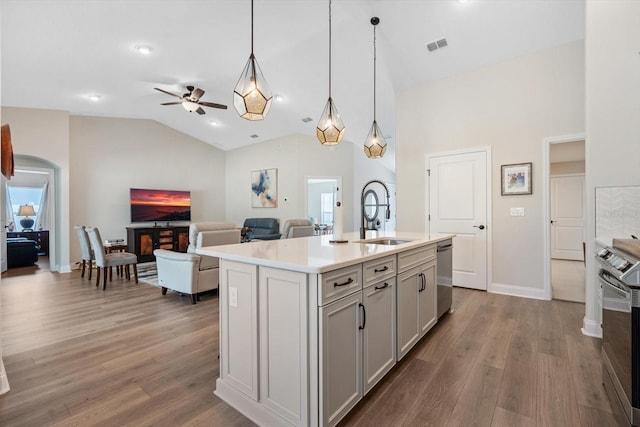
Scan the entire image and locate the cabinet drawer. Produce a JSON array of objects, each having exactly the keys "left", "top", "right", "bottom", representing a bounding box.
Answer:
[
  {"left": 397, "top": 245, "right": 436, "bottom": 272},
  {"left": 318, "top": 264, "right": 362, "bottom": 306},
  {"left": 363, "top": 255, "right": 396, "bottom": 288}
]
